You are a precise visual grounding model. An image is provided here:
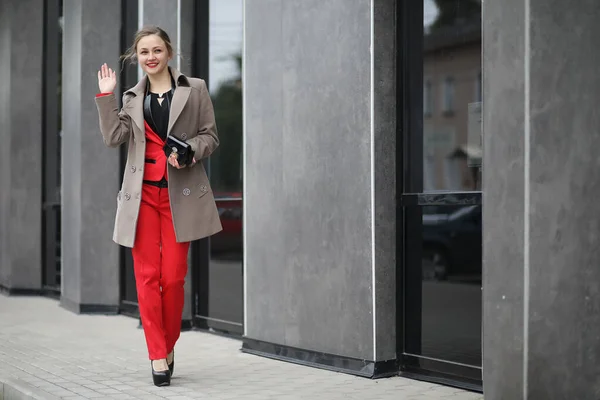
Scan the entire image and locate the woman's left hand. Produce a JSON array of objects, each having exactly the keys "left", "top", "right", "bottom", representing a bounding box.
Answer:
[
  {"left": 168, "top": 154, "right": 185, "bottom": 169},
  {"left": 168, "top": 155, "right": 197, "bottom": 169}
]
